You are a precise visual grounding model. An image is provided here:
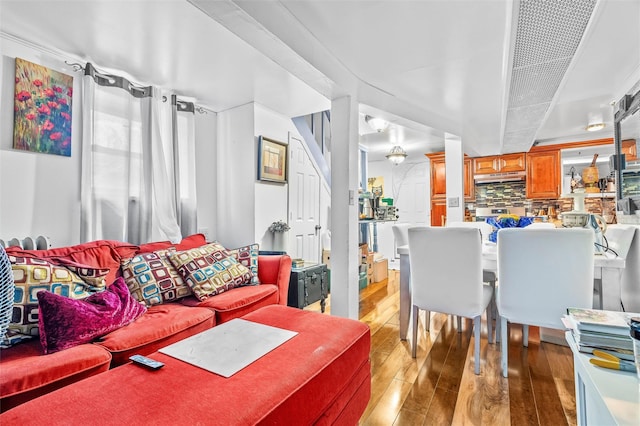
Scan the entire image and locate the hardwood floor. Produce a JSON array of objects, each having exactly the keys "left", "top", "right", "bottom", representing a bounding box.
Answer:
[{"left": 305, "top": 270, "right": 577, "bottom": 425}]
